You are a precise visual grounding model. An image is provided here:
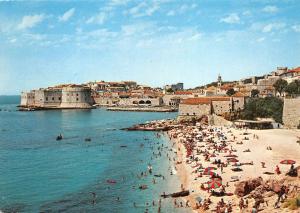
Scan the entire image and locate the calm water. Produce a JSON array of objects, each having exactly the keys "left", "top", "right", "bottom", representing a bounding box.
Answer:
[{"left": 0, "top": 96, "right": 189, "bottom": 213}]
